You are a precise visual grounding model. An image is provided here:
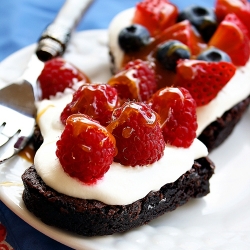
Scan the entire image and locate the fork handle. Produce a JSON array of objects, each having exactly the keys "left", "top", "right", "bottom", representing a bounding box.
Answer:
[{"left": 36, "top": 0, "right": 93, "bottom": 62}]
